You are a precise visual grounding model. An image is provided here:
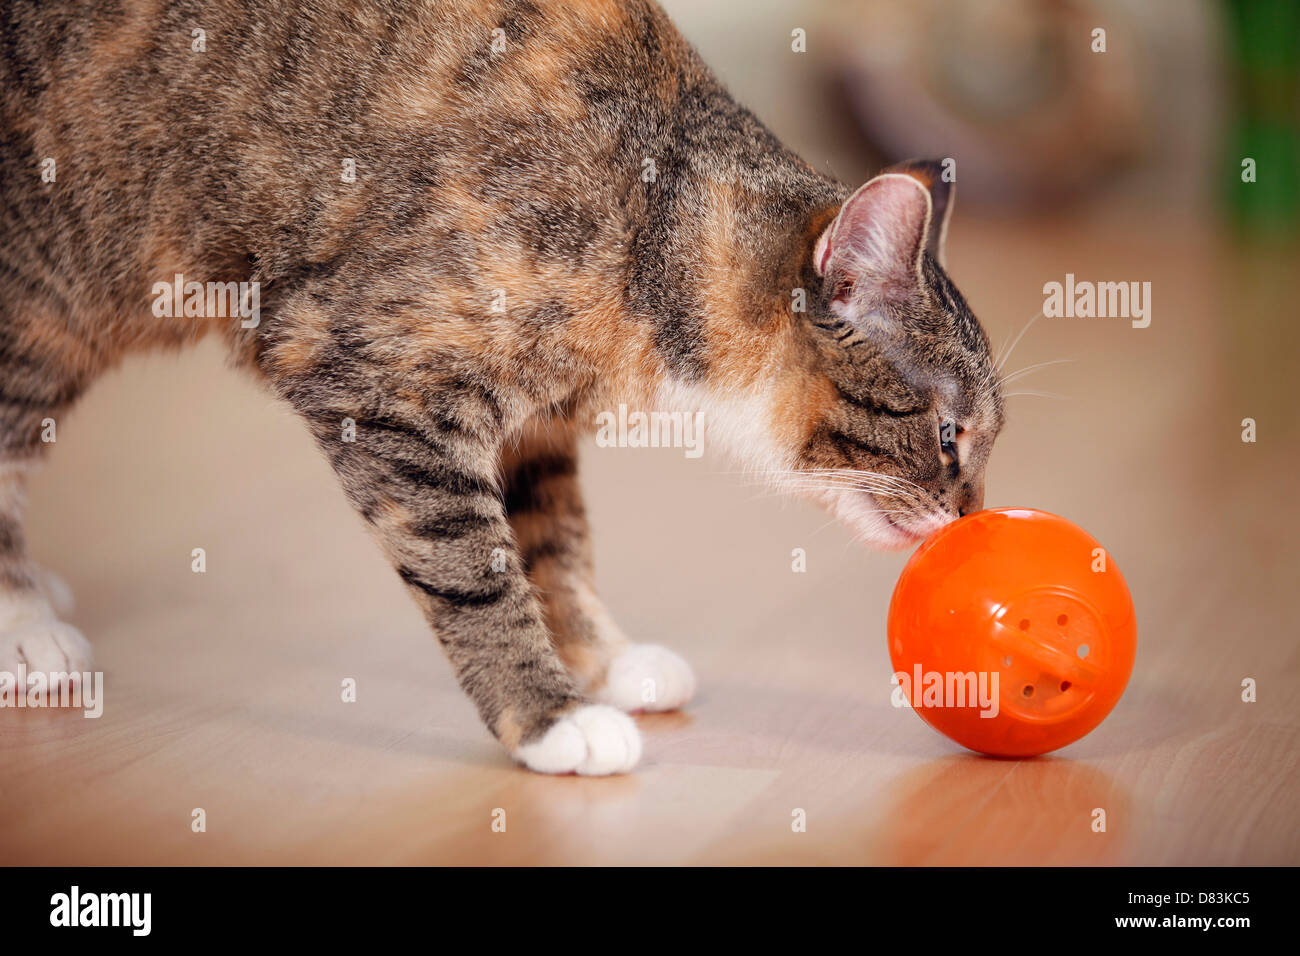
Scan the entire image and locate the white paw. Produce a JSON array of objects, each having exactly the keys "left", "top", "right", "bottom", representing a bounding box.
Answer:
[
  {"left": 598, "top": 643, "right": 696, "bottom": 713},
  {"left": 514, "top": 704, "right": 642, "bottom": 776},
  {"left": 0, "top": 595, "right": 93, "bottom": 681}
]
